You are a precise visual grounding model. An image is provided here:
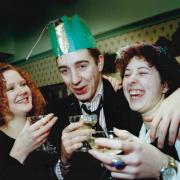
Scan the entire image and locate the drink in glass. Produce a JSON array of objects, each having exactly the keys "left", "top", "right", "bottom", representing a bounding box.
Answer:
[
  {"left": 88, "top": 130, "right": 122, "bottom": 155},
  {"left": 69, "top": 114, "right": 97, "bottom": 152}
]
